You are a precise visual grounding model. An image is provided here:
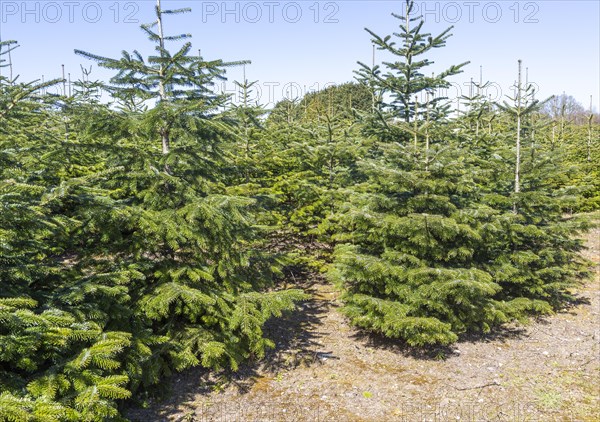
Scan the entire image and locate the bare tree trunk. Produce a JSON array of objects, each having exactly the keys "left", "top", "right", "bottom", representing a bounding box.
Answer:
[
  {"left": 588, "top": 95, "right": 593, "bottom": 163},
  {"left": 371, "top": 44, "right": 376, "bottom": 113},
  {"left": 161, "top": 131, "right": 170, "bottom": 155},
  {"left": 8, "top": 43, "right": 14, "bottom": 83},
  {"left": 514, "top": 60, "right": 522, "bottom": 213},
  {"left": 531, "top": 124, "right": 536, "bottom": 162},
  {"left": 156, "top": 0, "right": 170, "bottom": 155},
  {"left": 62, "top": 64, "right": 70, "bottom": 141},
  {"left": 559, "top": 102, "right": 565, "bottom": 144},
  {"left": 62, "top": 65, "right": 66, "bottom": 97},
  {"left": 404, "top": 4, "right": 412, "bottom": 124},
  {"left": 425, "top": 92, "right": 430, "bottom": 171},
  {"left": 413, "top": 95, "right": 419, "bottom": 153},
  {"left": 326, "top": 114, "right": 335, "bottom": 189}
]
